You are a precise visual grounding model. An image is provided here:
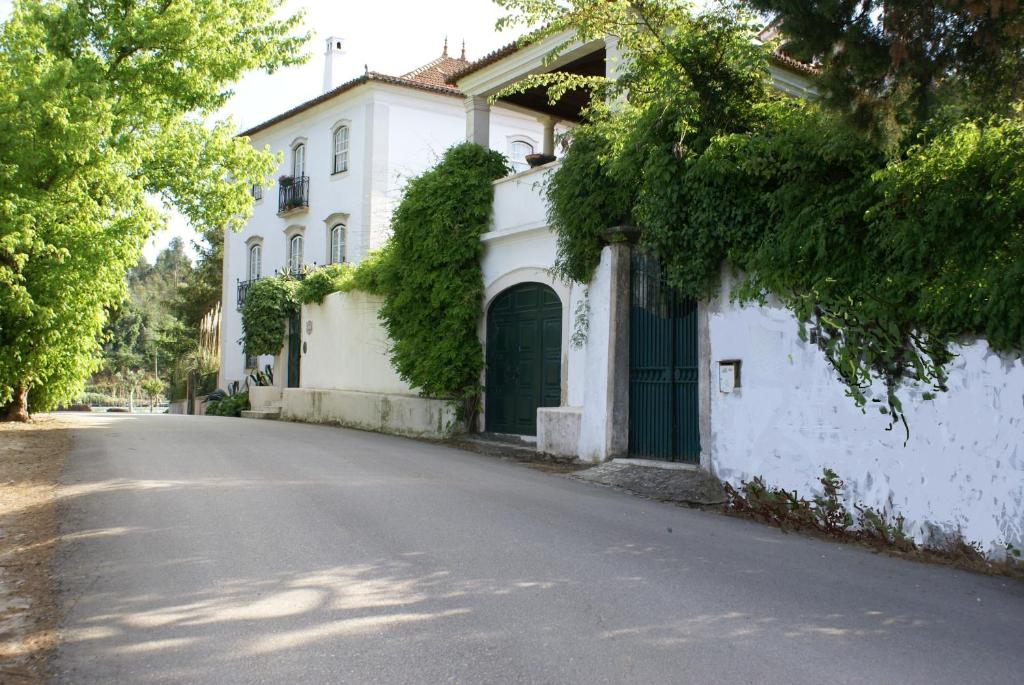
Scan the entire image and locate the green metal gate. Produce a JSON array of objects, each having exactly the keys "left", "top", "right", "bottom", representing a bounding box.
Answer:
[
  {"left": 629, "top": 251, "right": 700, "bottom": 463},
  {"left": 485, "top": 283, "right": 562, "bottom": 436},
  {"left": 287, "top": 312, "right": 301, "bottom": 388}
]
